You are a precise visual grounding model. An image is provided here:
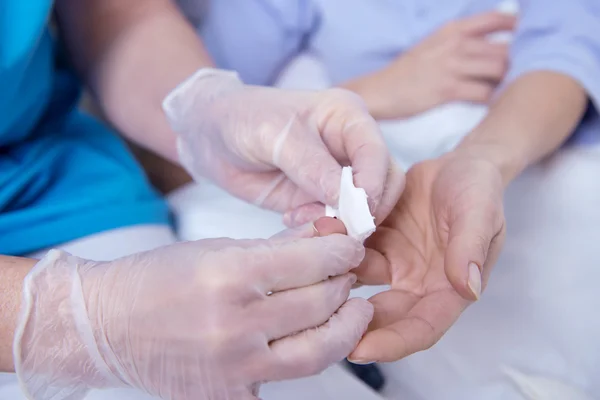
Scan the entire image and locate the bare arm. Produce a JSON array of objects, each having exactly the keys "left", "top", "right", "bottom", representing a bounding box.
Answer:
[
  {"left": 55, "top": 0, "right": 214, "bottom": 162},
  {"left": 457, "top": 71, "right": 588, "bottom": 185},
  {"left": 0, "top": 257, "right": 37, "bottom": 372}
]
